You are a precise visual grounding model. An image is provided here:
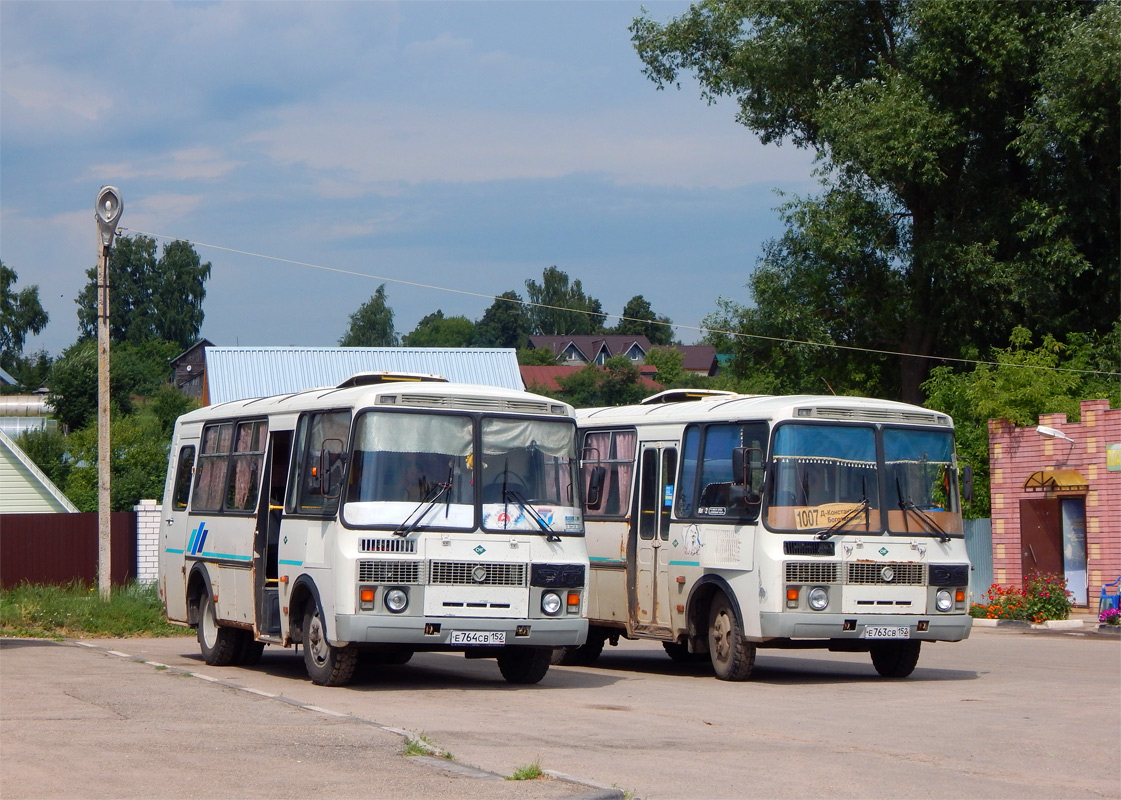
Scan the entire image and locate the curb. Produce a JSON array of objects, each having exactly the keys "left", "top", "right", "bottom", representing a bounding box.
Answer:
[{"left": 971, "top": 618, "right": 1121, "bottom": 636}]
